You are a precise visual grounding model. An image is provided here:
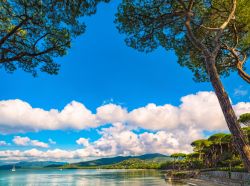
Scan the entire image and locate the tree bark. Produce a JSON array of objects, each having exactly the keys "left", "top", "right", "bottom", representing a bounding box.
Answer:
[{"left": 205, "top": 56, "right": 250, "bottom": 172}]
